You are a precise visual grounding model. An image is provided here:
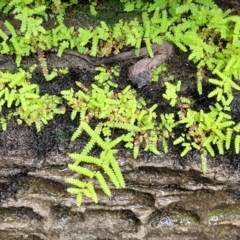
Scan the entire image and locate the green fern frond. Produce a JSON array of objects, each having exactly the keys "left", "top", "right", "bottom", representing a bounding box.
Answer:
[
  {"left": 71, "top": 125, "right": 83, "bottom": 141},
  {"left": 200, "top": 152, "right": 208, "bottom": 175},
  {"left": 151, "top": 6, "right": 161, "bottom": 24},
  {"left": 235, "top": 135, "right": 240, "bottom": 154},
  {"left": 191, "top": 142, "right": 200, "bottom": 150},
  {"left": 82, "top": 123, "right": 103, "bottom": 156},
  {"left": 176, "top": 4, "right": 190, "bottom": 15},
  {"left": 91, "top": 36, "right": 99, "bottom": 56},
  {"left": 68, "top": 164, "right": 95, "bottom": 178},
  {"left": 216, "top": 139, "right": 224, "bottom": 155},
  {"left": 102, "top": 163, "right": 120, "bottom": 188},
  {"left": 145, "top": 38, "right": 153, "bottom": 58},
  {"left": 67, "top": 187, "right": 82, "bottom": 195},
  {"left": 95, "top": 172, "right": 111, "bottom": 196},
  {"left": 234, "top": 123, "right": 240, "bottom": 132},
  {"left": 87, "top": 182, "right": 98, "bottom": 203},
  {"left": 225, "top": 128, "right": 233, "bottom": 150},
  {"left": 69, "top": 153, "right": 99, "bottom": 166},
  {"left": 76, "top": 193, "right": 82, "bottom": 206},
  {"left": 145, "top": 143, "right": 160, "bottom": 155},
  {"left": 67, "top": 179, "right": 98, "bottom": 204},
  {"left": 108, "top": 135, "right": 125, "bottom": 149},
  {"left": 67, "top": 178, "right": 87, "bottom": 189},
  {"left": 0, "top": 28, "right": 9, "bottom": 41},
  {"left": 83, "top": 188, "right": 92, "bottom": 199},
  {"left": 0, "top": 117, "right": 7, "bottom": 131},
  {"left": 58, "top": 40, "right": 69, "bottom": 57},
  {"left": 173, "top": 136, "right": 185, "bottom": 145},
  {"left": 197, "top": 73, "right": 203, "bottom": 95},
  {"left": 232, "top": 19, "right": 240, "bottom": 46},
  {"left": 4, "top": 21, "right": 17, "bottom": 37},
  {"left": 211, "top": 128, "right": 225, "bottom": 141},
  {"left": 108, "top": 151, "right": 125, "bottom": 188},
  {"left": 133, "top": 145, "right": 139, "bottom": 159},
  {"left": 205, "top": 143, "right": 215, "bottom": 157},
  {"left": 1, "top": 41, "right": 11, "bottom": 54},
  {"left": 104, "top": 121, "right": 139, "bottom": 132},
  {"left": 81, "top": 138, "right": 96, "bottom": 156},
  {"left": 162, "top": 139, "right": 169, "bottom": 153},
  {"left": 180, "top": 143, "right": 192, "bottom": 157},
  {"left": 218, "top": 121, "right": 235, "bottom": 128},
  {"left": 81, "top": 121, "right": 106, "bottom": 149}
]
